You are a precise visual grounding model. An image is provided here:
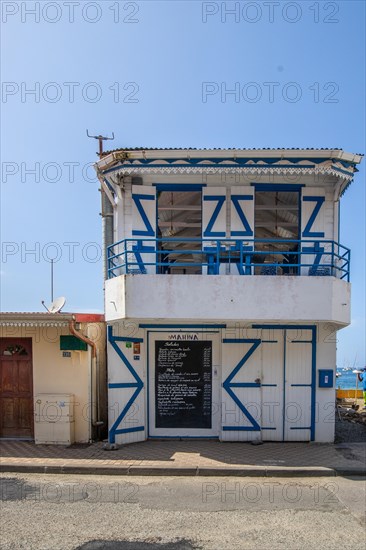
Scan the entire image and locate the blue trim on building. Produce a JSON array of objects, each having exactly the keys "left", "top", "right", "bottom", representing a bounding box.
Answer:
[
  {"left": 223, "top": 426, "right": 260, "bottom": 432},
  {"left": 114, "top": 426, "right": 145, "bottom": 435},
  {"left": 252, "top": 324, "right": 315, "bottom": 330},
  {"left": 132, "top": 193, "right": 156, "bottom": 237},
  {"left": 310, "top": 326, "right": 317, "bottom": 441},
  {"left": 112, "top": 336, "right": 144, "bottom": 343},
  {"left": 148, "top": 435, "right": 219, "bottom": 439},
  {"left": 251, "top": 183, "right": 305, "bottom": 192},
  {"left": 222, "top": 338, "right": 255, "bottom": 343},
  {"left": 146, "top": 330, "right": 150, "bottom": 436},
  {"left": 282, "top": 330, "right": 287, "bottom": 442},
  {"left": 140, "top": 323, "right": 226, "bottom": 329},
  {"left": 222, "top": 339, "right": 261, "bottom": 432},
  {"left": 230, "top": 195, "right": 254, "bottom": 237},
  {"left": 109, "top": 383, "right": 140, "bottom": 389},
  {"left": 302, "top": 241, "right": 325, "bottom": 271},
  {"left": 302, "top": 196, "right": 325, "bottom": 238},
  {"left": 203, "top": 195, "right": 226, "bottom": 238},
  {"left": 153, "top": 184, "right": 206, "bottom": 191},
  {"left": 252, "top": 324, "right": 317, "bottom": 442},
  {"left": 107, "top": 325, "right": 144, "bottom": 444},
  {"left": 103, "top": 157, "right": 343, "bottom": 175},
  {"left": 290, "top": 427, "right": 311, "bottom": 430},
  {"left": 230, "top": 382, "right": 261, "bottom": 388}
]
